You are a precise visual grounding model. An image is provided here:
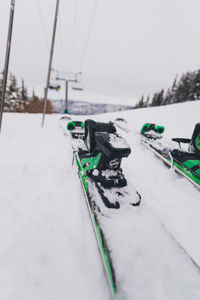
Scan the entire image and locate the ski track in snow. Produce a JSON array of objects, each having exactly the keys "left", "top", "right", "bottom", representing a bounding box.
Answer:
[
  {"left": 90, "top": 176, "right": 200, "bottom": 299},
  {"left": 0, "top": 114, "right": 110, "bottom": 300},
  {"left": 0, "top": 100, "right": 200, "bottom": 300},
  {"left": 101, "top": 205, "right": 200, "bottom": 300}
]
